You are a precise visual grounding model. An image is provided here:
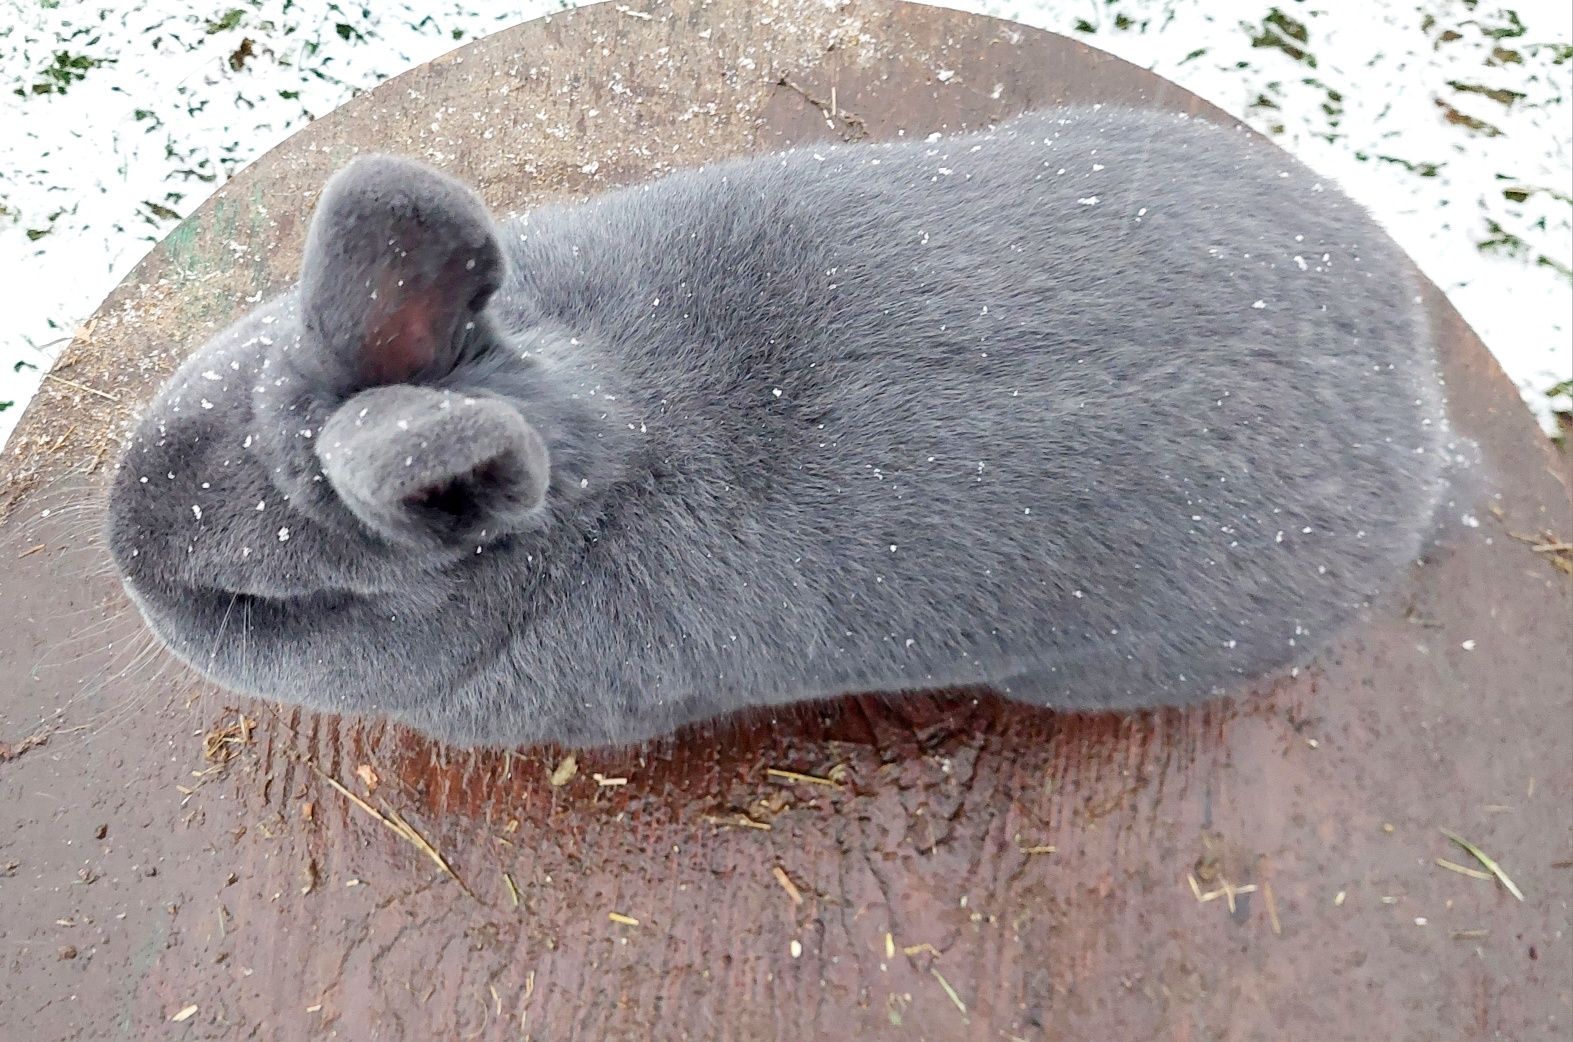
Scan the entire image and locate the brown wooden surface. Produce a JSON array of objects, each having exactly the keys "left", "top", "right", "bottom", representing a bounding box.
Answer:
[{"left": 2, "top": 2, "right": 1570, "bottom": 1039}]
